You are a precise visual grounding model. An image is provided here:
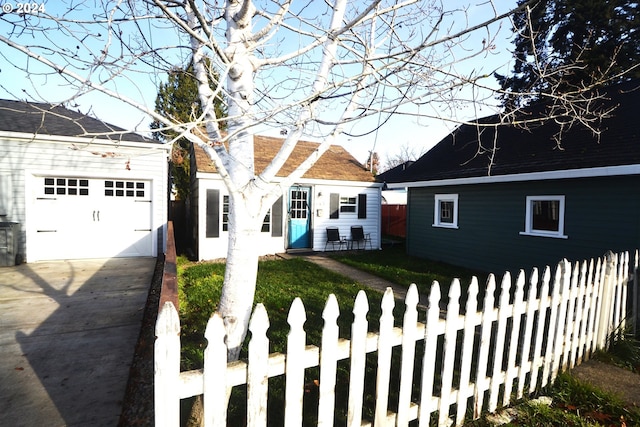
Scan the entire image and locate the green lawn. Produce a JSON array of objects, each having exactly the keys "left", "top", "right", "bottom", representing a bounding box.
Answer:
[{"left": 330, "top": 243, "right": 488, "bottom": 296}]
